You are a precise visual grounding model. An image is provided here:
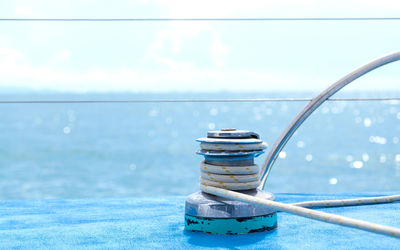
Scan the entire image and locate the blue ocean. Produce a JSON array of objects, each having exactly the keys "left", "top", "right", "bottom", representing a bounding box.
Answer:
[{"left": 0, "top": 91, "right": 399, "bottom": 200}]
